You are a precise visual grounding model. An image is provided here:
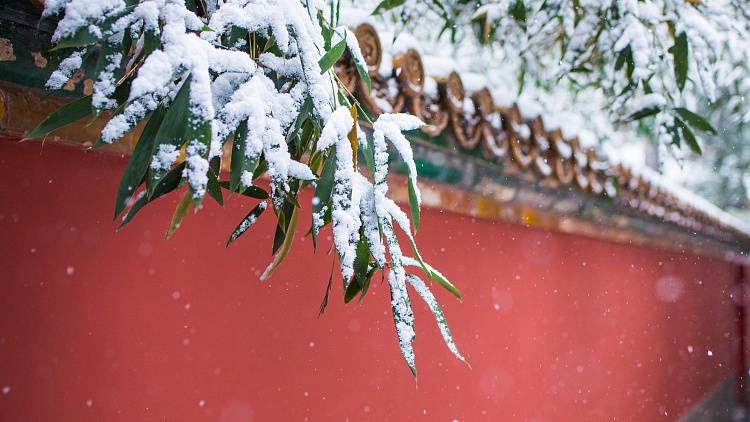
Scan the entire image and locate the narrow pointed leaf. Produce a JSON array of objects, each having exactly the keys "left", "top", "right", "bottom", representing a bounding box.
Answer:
[
  {"left": 318, "top": 38, "right": 346, "bottom": 74},
  {"left": 219, "top": 181, "right": 269, "bottom": 199},
  {"left": 675, "top": 118, "right": 702, "bottom": 155},
  {"left": 407, "top": 178, "right": 420, "bottom": 232},
  {"left": 674, "top": 108, "right": 717, "bottom": 135},
  {"left": 148, "top": 76, "right": 192, "bottom": 195},
  {"left": 166, "top": 190, "right": 193, "bottom": 239},
  {"left": 226, "top": 201, "right": 268, "bottom": 246},
  {"left": 118, "top": 192, "right": 148, "bottom": 229},
  {"left": 372, "top": 0, "right": 405, "bottom": 15},
  {"left": 260, "top": 205, "right": 299, "bottom": 281},
  {"left": 406, "top": 275, "right": 465, "bottom": 363},
  {"left": 114, "top": 106, "right": 166, "bottom": 218},
  {"left": 25, "top": 95, "right": 93, "bottom": 140},
  {"left": 668, "top": 32, "right": 688, "bottom": 91},
  {"left": 207, "top": 168, "right": 224, "bottom": 206}
]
